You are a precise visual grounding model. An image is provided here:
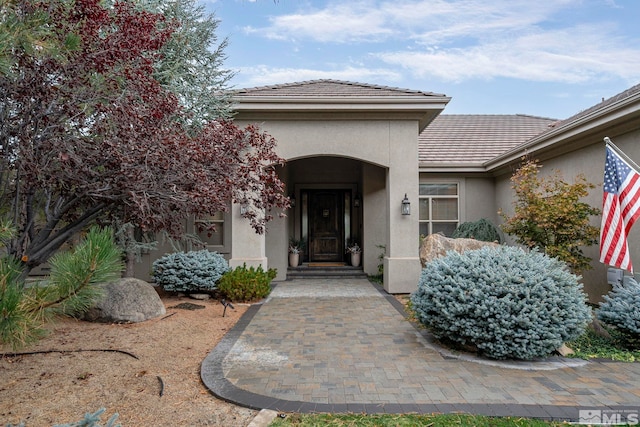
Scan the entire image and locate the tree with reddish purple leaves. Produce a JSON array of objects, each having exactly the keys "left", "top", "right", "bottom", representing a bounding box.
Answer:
[{"left": 0, "top": 0, "right": 288, "bottom": 275}]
